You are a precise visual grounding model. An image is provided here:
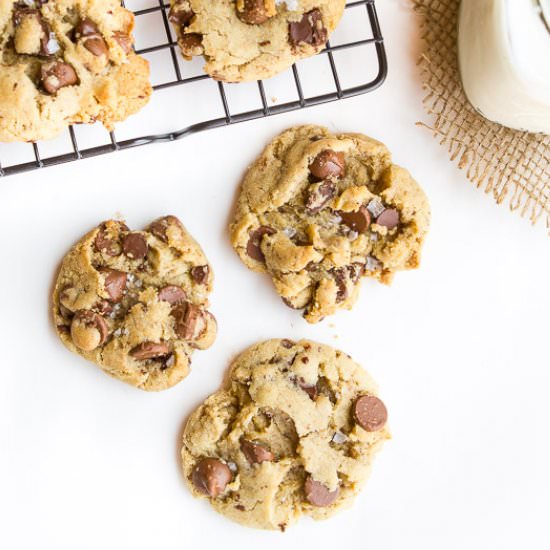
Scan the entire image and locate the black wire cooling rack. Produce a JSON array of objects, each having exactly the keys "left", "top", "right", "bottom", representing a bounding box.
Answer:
[{"left": 0, "top": 0, "right": 386, "bottom": 177}]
